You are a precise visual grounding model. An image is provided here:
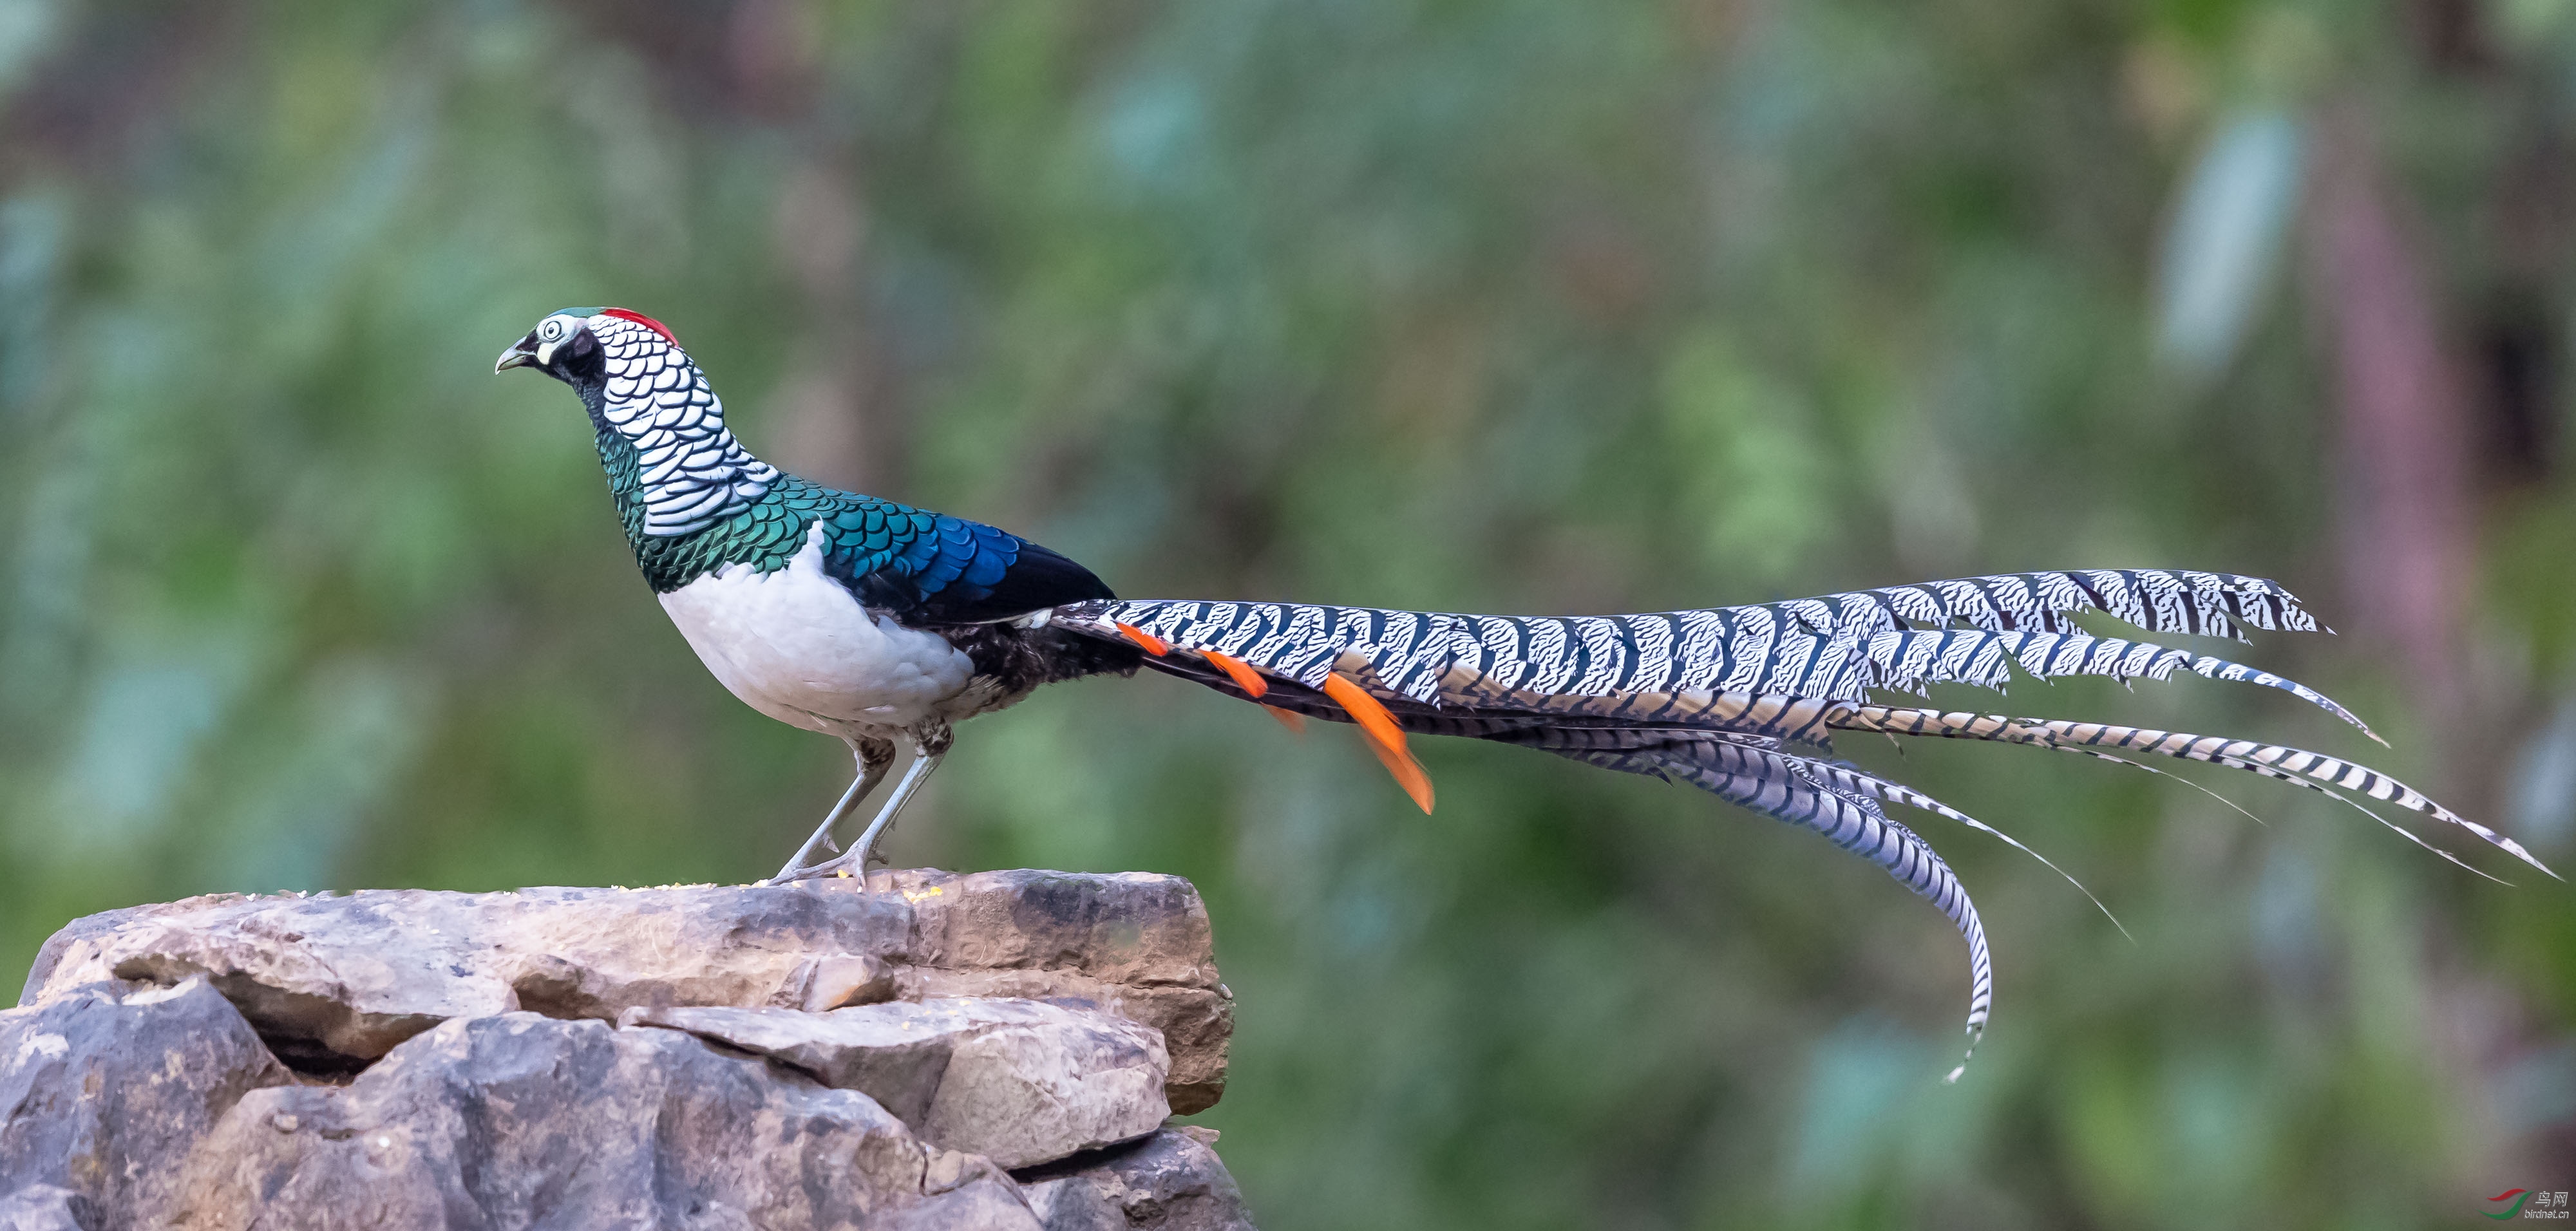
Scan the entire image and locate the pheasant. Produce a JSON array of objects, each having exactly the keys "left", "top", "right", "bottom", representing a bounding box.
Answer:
[{"left": 498, "top": 306, "right": 2553, "bottom": 1075}]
